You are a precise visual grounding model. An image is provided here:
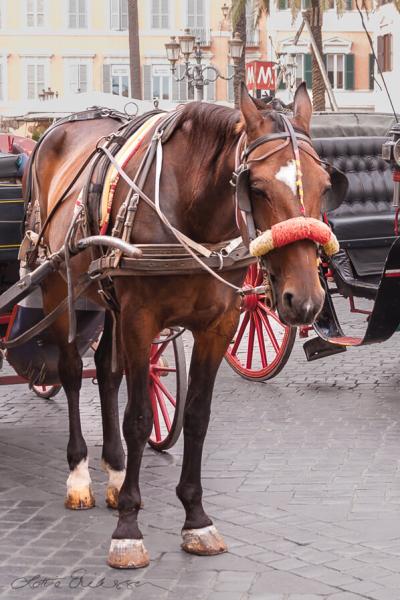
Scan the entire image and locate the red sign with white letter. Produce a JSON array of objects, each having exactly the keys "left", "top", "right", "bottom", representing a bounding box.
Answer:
[{"left": 246, "top": 61, "right": 276, "bottom": 92}]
